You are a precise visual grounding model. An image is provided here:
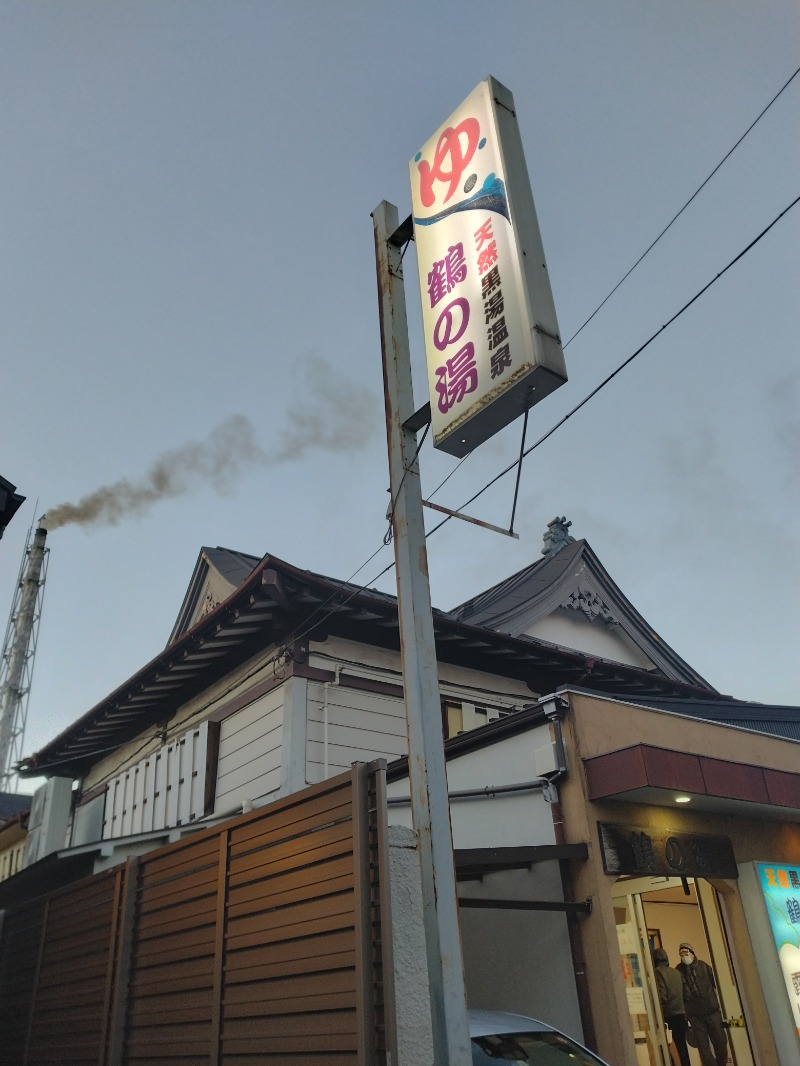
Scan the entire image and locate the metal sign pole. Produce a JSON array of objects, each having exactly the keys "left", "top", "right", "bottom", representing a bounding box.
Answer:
[{"left": 372, "top": 200, "right": 472, "bottom": 1066}]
